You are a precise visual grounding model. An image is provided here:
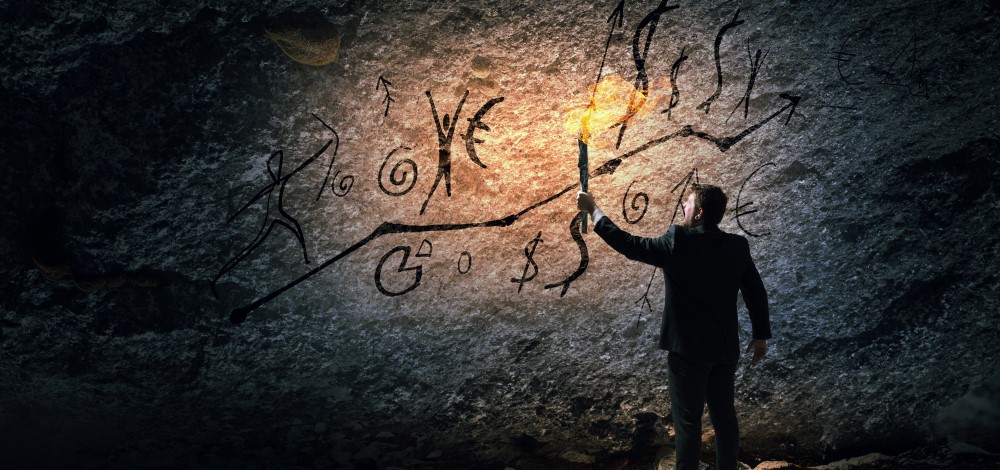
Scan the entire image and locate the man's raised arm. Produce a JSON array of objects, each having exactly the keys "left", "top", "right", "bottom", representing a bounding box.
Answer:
[{"left": 577, "top": 191, "right": 672, "bottom": 268}]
